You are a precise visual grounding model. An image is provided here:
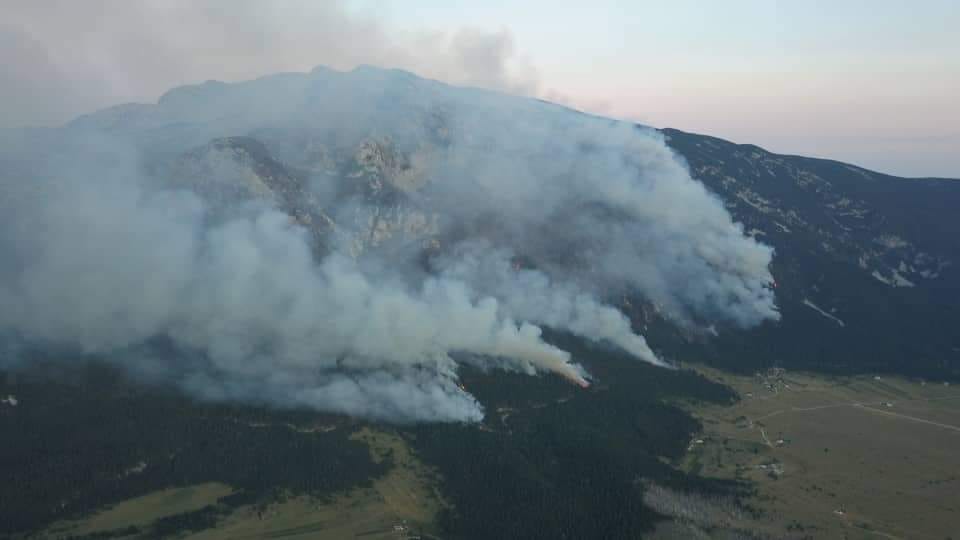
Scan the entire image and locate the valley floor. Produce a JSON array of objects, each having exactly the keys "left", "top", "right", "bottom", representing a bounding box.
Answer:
[
  {"left": 676, "top": 366, "right": 960, "bottom": 539},
  {"left": 24, "top": 366, "right": 960, "bottom": 540}
]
